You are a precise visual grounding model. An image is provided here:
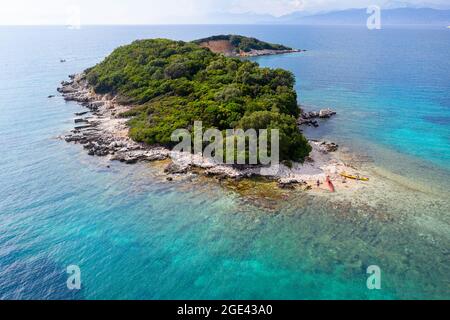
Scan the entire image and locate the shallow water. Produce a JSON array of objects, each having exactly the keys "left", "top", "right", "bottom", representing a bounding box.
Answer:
[{"left": 0, "top": 25, "right": 449, "bottom": 299}]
